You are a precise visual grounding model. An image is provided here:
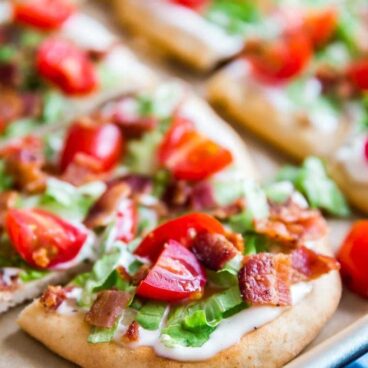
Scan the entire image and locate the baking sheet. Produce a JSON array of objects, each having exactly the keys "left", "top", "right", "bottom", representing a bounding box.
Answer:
[{"left": 0, "top": 3, "right": 367, "bottom": 367}]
